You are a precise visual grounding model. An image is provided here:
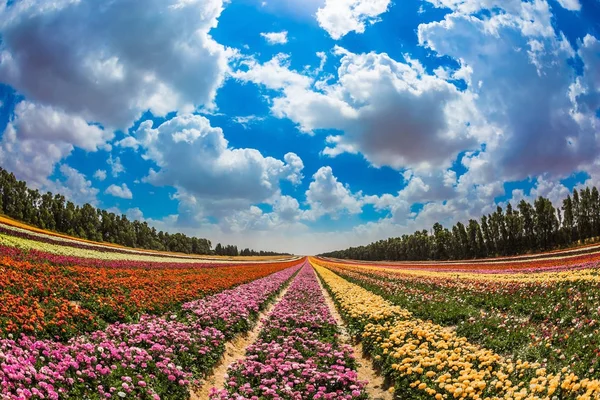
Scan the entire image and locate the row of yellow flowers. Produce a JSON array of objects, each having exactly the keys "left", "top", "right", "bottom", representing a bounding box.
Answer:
[
  {"left": 315, "top": 258, "right": 600, "bottom": 283},
  {"left": 310, "top": 259, "right": 600, "bottom": 399}
]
